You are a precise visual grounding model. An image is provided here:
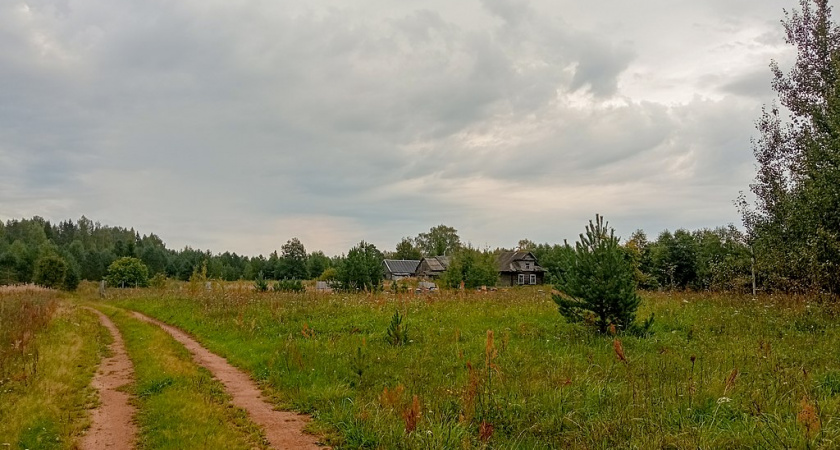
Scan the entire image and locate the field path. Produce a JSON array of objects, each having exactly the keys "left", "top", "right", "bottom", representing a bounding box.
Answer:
[
  {"left": 130, "top": 311, "right": 323, "bottom": 450},
  {"left": 80, "top": 307, "right": 137, "bottom": 450}
]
